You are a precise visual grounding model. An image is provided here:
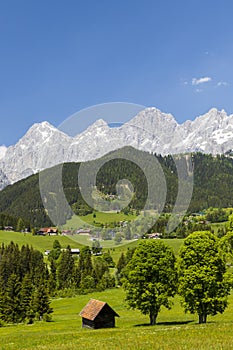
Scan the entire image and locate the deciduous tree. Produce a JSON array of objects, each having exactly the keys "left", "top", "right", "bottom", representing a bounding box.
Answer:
[
  {"left": 123, "top": 239, "right": 177, "bottom": 325},
  {"left": 177, "top": 231, "right": 232, "bottom": 324}
]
